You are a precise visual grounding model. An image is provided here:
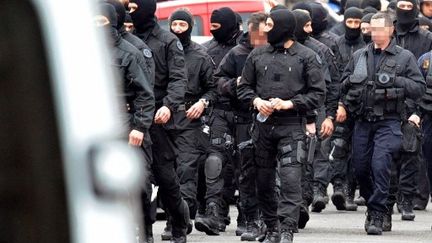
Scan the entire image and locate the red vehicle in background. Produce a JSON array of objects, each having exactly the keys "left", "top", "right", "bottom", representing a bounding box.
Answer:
[{"left": 156, "top": 0, "right": 266, "bottom": 36}]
